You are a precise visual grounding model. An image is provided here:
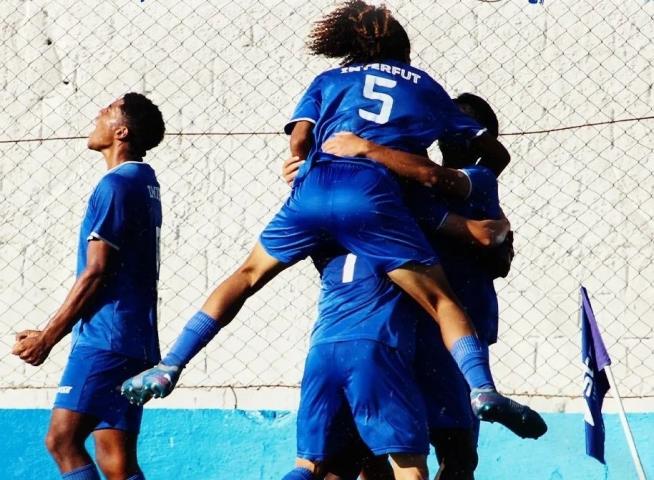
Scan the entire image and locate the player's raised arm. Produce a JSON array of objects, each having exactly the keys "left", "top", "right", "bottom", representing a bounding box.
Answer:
[{"left": 439, "top": 215, "right": 510, "bottom": 248}]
